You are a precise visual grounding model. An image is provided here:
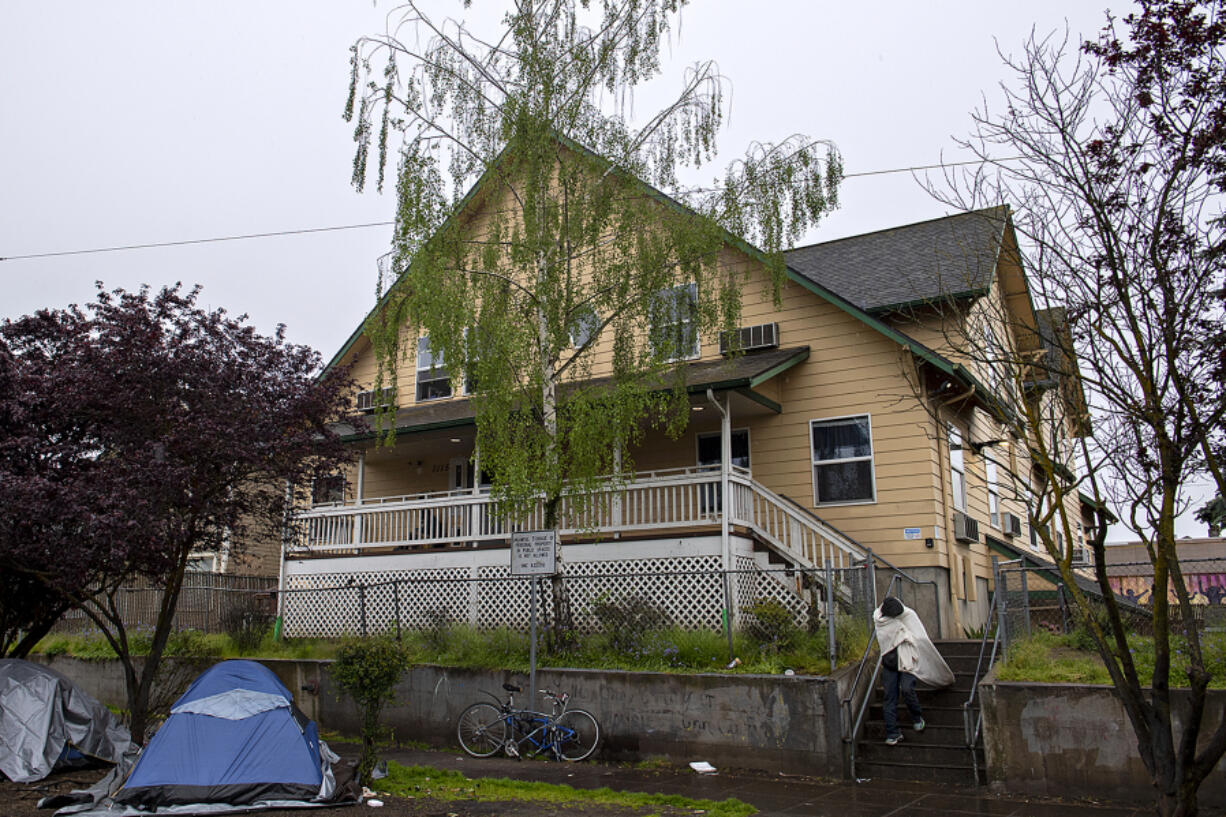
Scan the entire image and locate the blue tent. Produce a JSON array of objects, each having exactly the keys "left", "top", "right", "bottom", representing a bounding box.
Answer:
[{"left": 103, "top": 660, "right": 352, "bottom": 813}]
